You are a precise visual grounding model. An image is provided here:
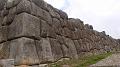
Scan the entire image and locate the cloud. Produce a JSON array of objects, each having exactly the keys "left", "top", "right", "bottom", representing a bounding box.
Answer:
[
  {"left": 44, "top": 0, "right": 120, "bottom": 39},
  {"left": 44, "top": 0, "right": 66, "bottom": 9}
]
